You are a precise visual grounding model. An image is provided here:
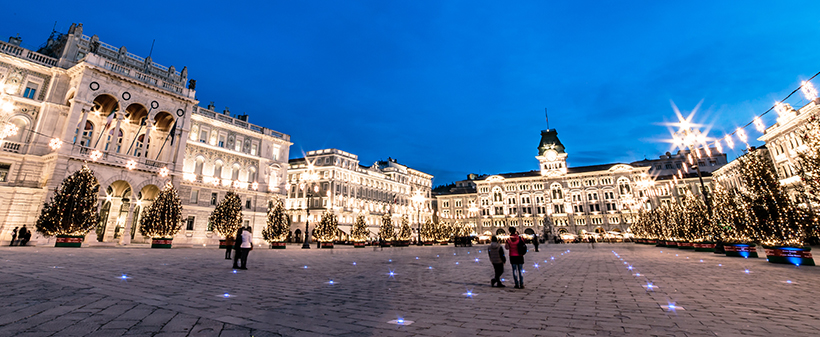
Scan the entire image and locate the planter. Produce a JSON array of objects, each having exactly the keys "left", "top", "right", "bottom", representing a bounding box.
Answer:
[
  {"left": 666, "top": 241, "right": 678, "bottom": 247},
  {"left": 151, "top": 238, "right": 173, "bottom": 249},
  {"left": 353, "top": 242, "right": 366, "bottom": 248},
  {"left": 655, "top": 240, "right": 667, "bottom": 247},
  {"left": 693, "top": 241, "right": 716, "bottom": 252},
  {"left": 723, "top": 243, "right": 758, "bottom": 258},
  {"left": 645, "top": 239, "right": 657, "bottom": 244},
  {"left": 320, "top": 242, "right": 334, "bottom": 249},
  {"left": 55, "top": 235, "right": 84, "bottom": 248},
  {"left": 423, "top": 241, "right": 434, "bottom": 246},
  {"left": 763, "top": 246, "right": 815, "bottom": 266},
  {"left": 270, "top": 242, "right": 286, "bottom": 249},
  {"left": 439, "top": 242, "right": 449, "bottom": 246},
  {"left": 219, "top": 239, "right": 234, "bottom": 249},
  {"left": 393, "top": 240, "right": 410, "bottom": 247},
  {"left": 677, "top": 241, "right": 694, "bottom": 249},
  {"left": 380, "top": 241, "right": 392, "bottom": 247}
]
